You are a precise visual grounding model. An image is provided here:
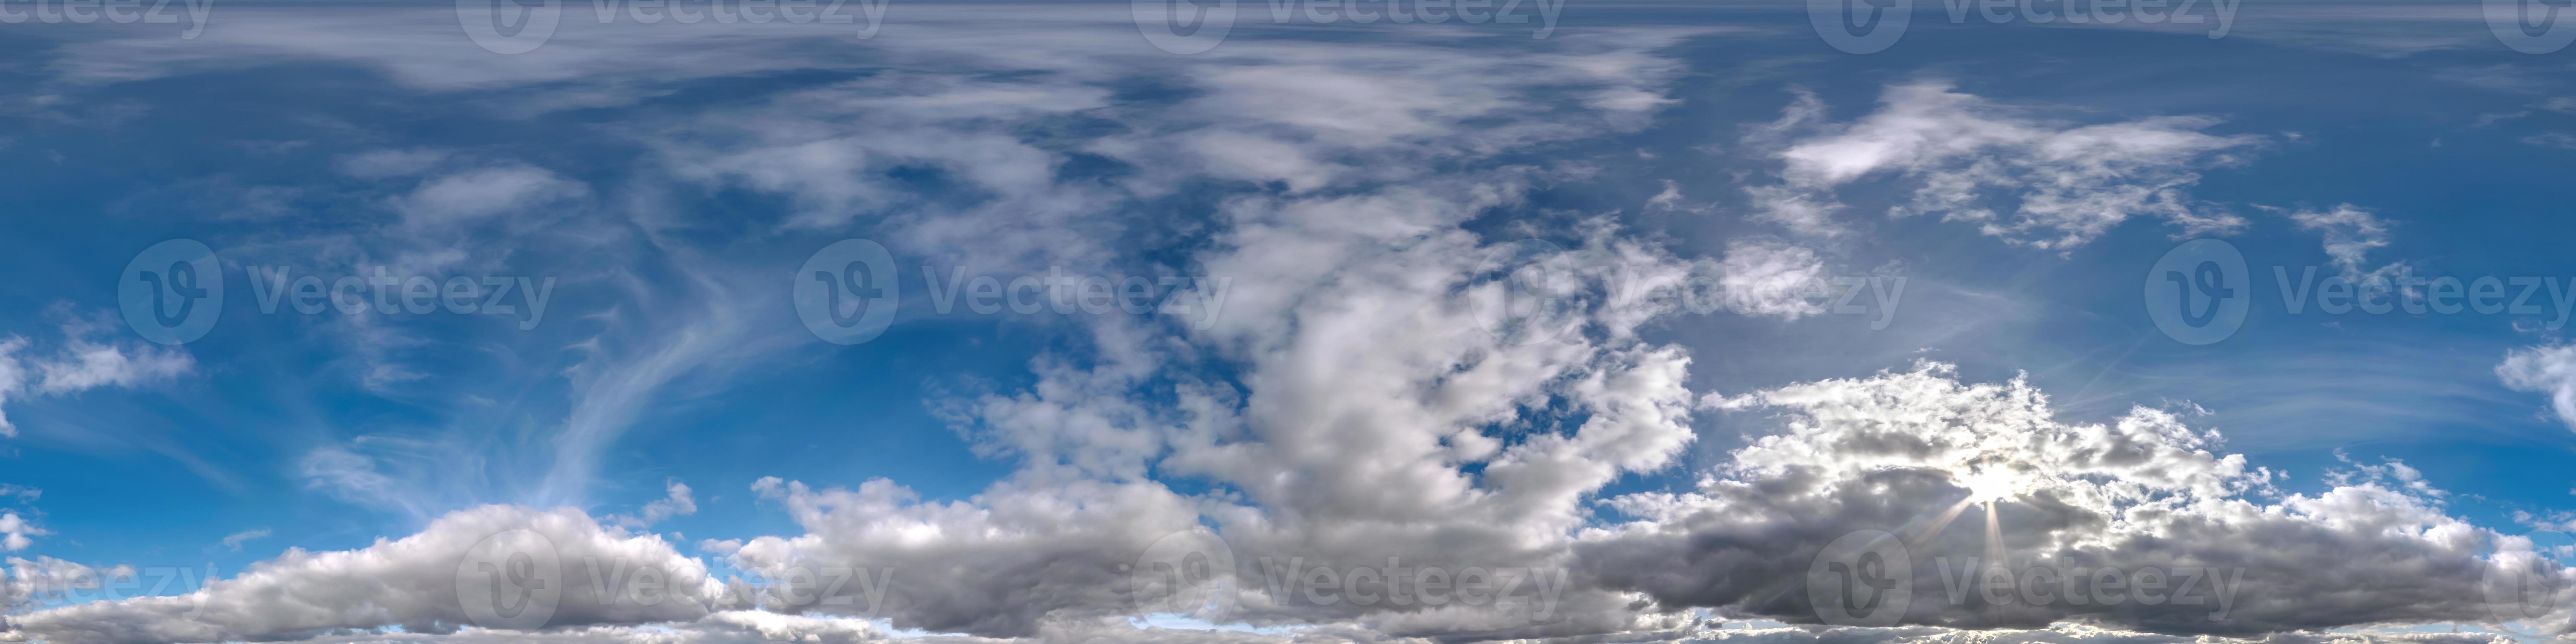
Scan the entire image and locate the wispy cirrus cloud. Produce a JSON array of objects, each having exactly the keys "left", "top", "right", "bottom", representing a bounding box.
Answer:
[
  {"left": 1747, "top": 81, "right": 2261, "bottom": 249},
  {"left": 0, "top": 321, "right": 193, "bottom": 437}
]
